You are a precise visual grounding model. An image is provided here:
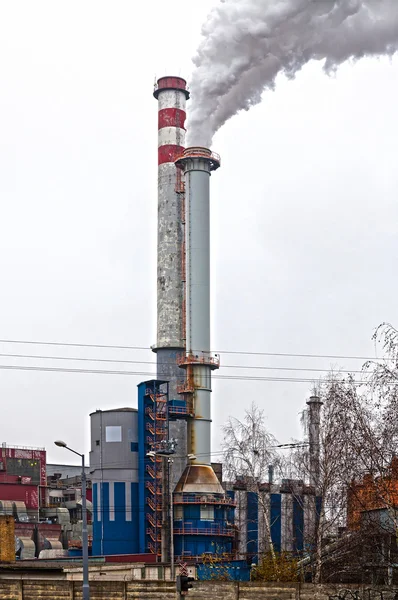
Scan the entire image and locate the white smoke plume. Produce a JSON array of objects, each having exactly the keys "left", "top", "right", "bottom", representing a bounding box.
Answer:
[{"left": 186, "top": 0, "right": 398, "bottom": 147}]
